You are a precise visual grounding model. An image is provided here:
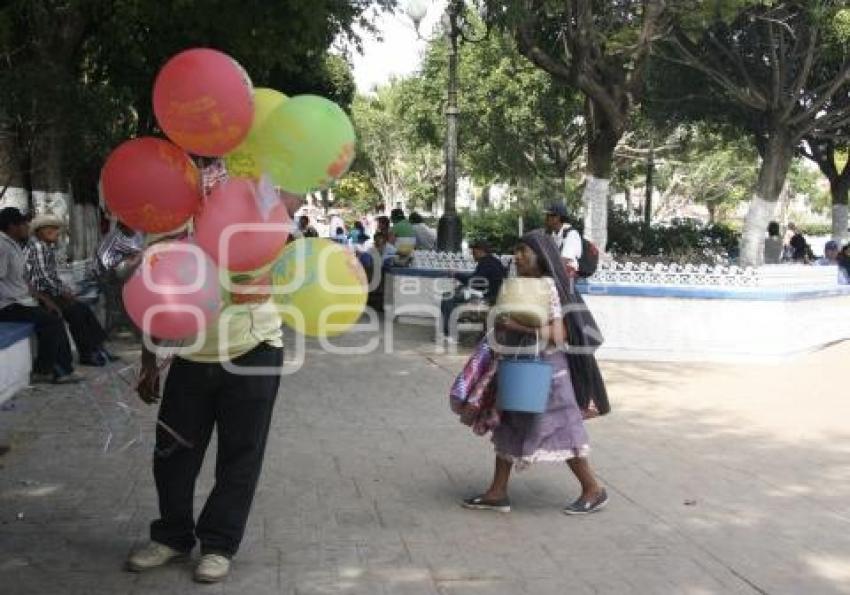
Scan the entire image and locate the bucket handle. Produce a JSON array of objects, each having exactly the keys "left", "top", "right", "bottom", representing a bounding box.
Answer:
[{"left": 503, "top": 329, "right": 543, "bottom": 361}]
